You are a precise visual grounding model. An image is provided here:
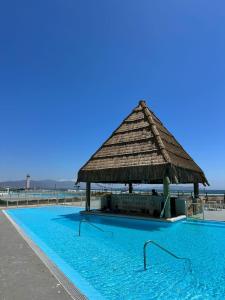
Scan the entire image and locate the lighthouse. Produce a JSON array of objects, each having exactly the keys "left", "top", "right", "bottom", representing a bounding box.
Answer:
[{"left": 26, "top": 174, "right": 31, "bottom": 190}]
